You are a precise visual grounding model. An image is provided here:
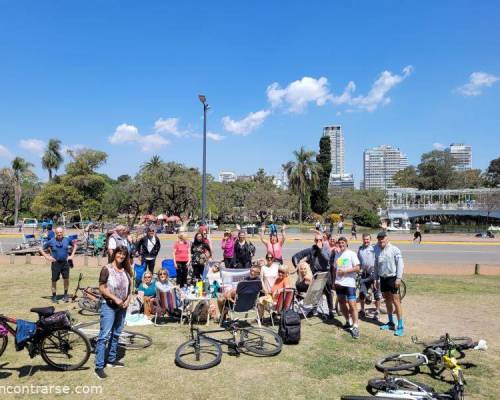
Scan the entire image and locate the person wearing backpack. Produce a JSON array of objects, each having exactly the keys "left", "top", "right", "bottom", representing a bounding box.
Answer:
[{"left": 232, "top": 230, "right": 255, "bottom": 269}]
